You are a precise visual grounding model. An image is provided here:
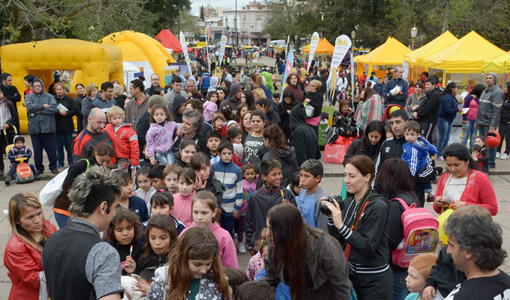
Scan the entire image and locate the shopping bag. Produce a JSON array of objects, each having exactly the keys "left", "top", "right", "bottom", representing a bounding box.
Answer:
[
  {"left": 323, "top": 143, "right": 347, "bottom": 164},
  {"left": 39, "top": 168, "right": 69, "bottom": 207}
]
